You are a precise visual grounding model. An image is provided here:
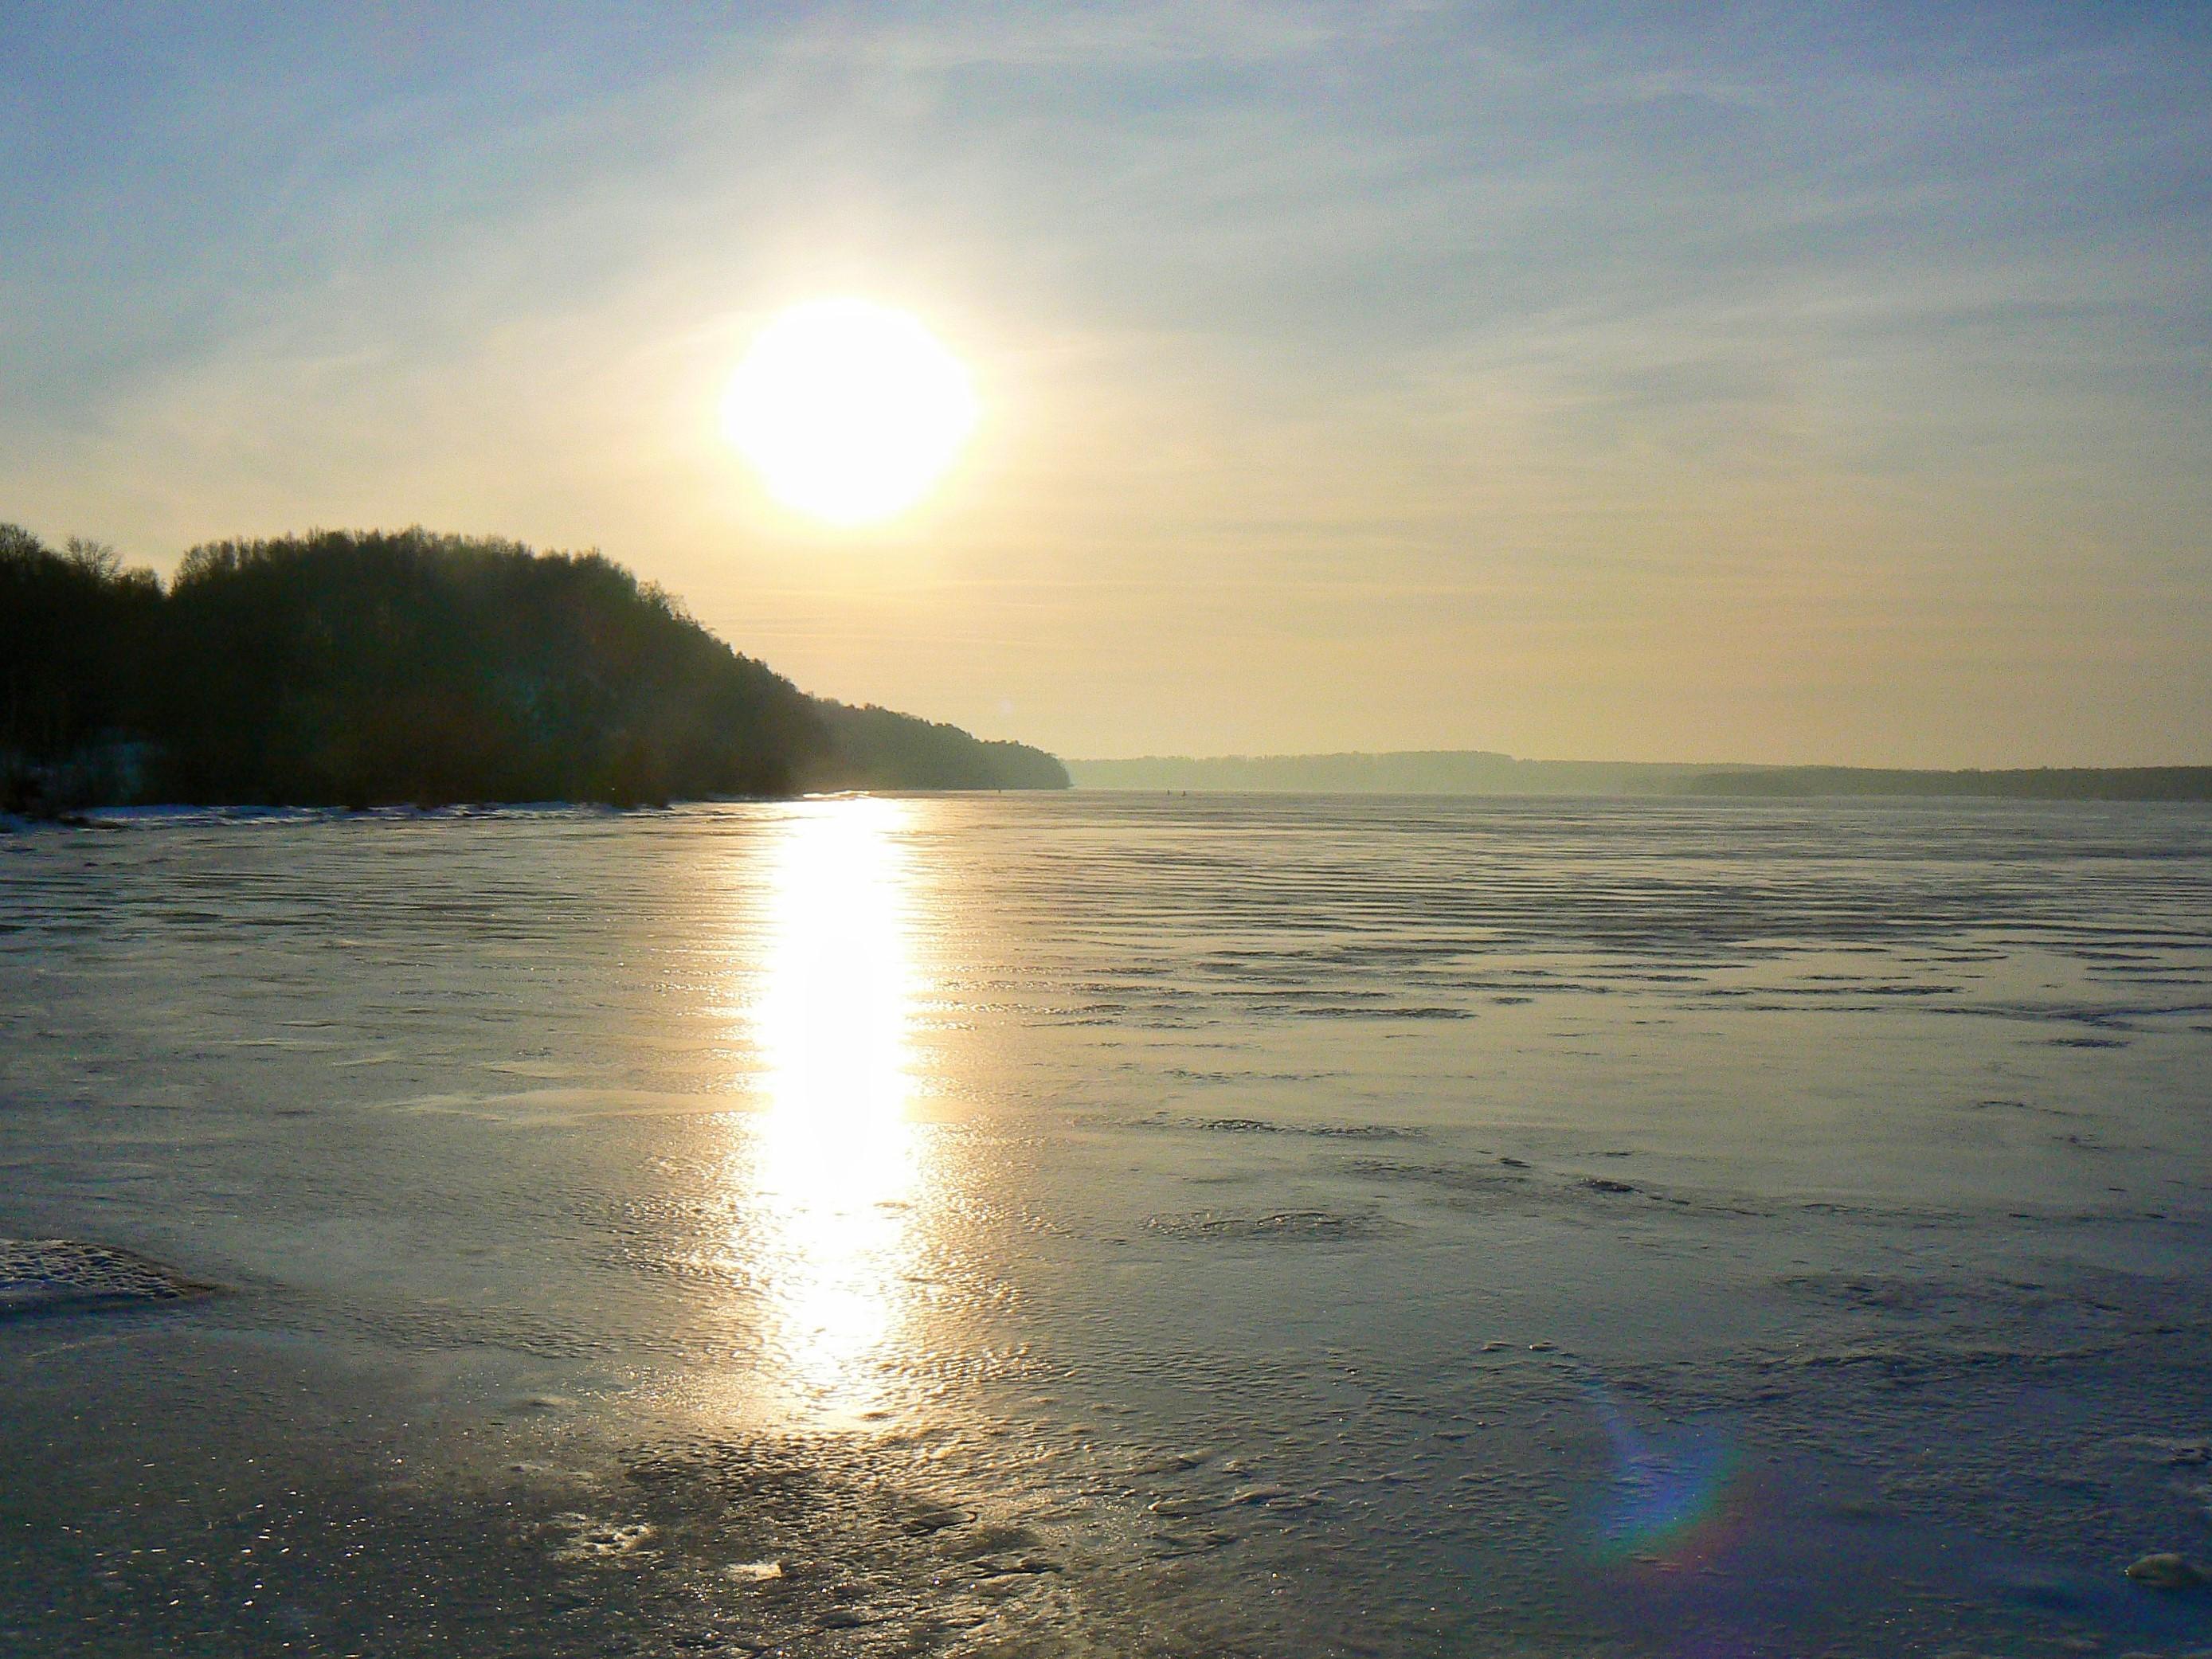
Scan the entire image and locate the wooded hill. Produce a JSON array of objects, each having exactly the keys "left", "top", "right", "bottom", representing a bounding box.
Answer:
[{"left": 0, "top": 525, "right": 1067, "bottom": 811}]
